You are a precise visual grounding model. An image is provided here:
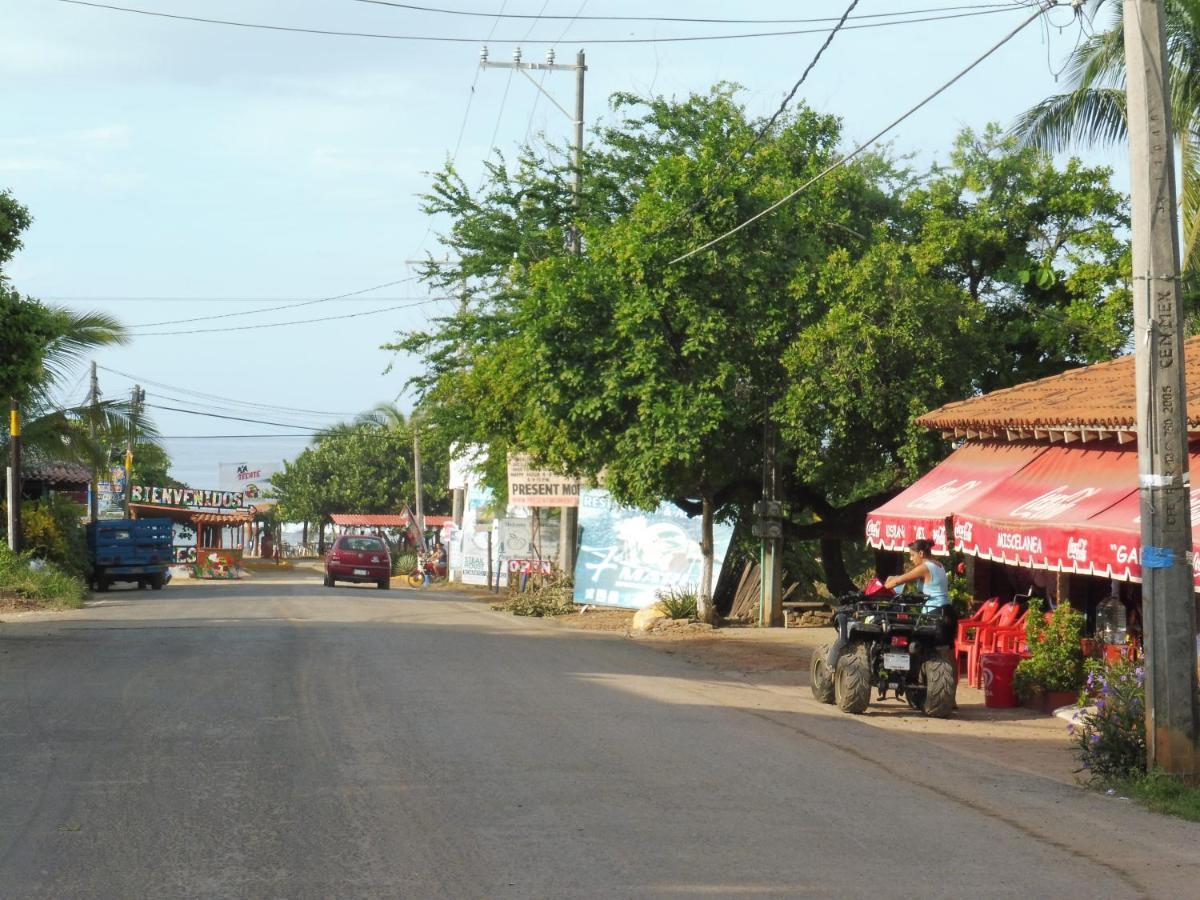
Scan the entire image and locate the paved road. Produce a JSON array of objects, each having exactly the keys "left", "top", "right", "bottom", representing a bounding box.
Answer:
[{"left": 2, "top": 575, "right": 1198, "bottom": 899}]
